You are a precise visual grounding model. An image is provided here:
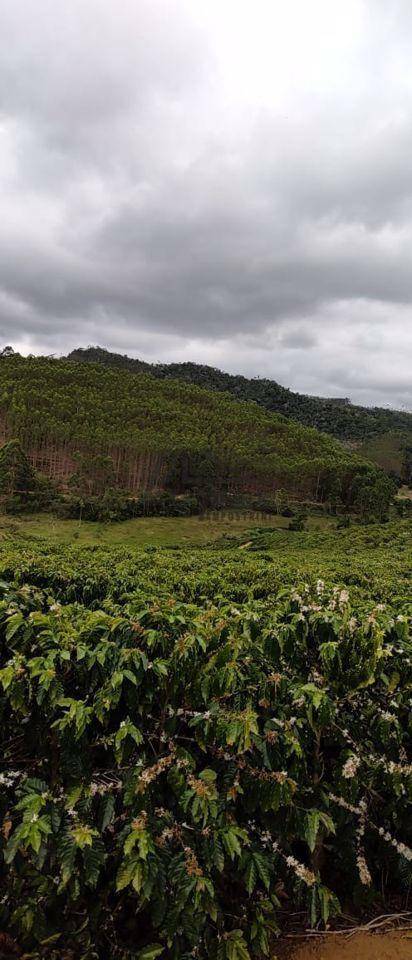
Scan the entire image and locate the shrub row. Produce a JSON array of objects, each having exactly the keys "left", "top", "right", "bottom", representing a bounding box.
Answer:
[{"left": 0, "top": 578, "right": 410, "bottom": 958}]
